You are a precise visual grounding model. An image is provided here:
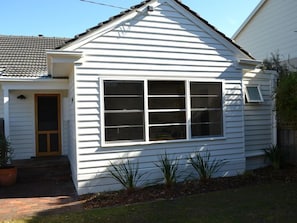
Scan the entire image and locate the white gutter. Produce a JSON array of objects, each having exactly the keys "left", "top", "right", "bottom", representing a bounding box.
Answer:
[{"left": 238, "top": 58, "right": 262, "bottom": 69}]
